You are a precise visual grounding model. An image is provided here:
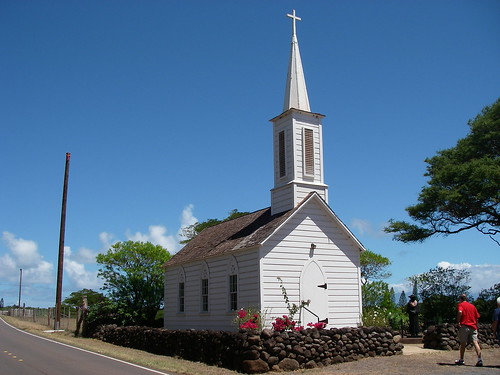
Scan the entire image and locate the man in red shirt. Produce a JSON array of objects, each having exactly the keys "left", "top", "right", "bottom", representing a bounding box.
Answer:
[{"left": 455, "top": 294, "right": 482, "bottom": 366}]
